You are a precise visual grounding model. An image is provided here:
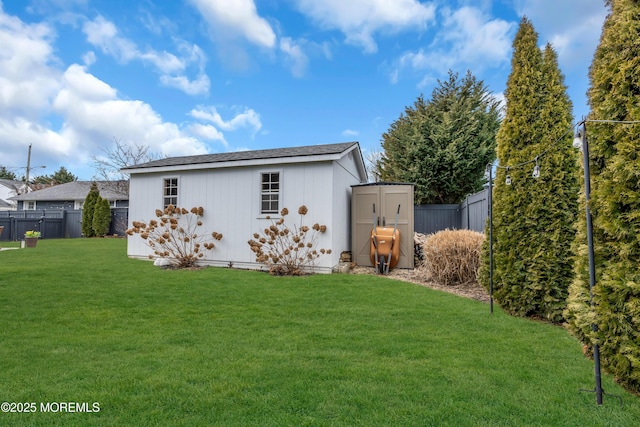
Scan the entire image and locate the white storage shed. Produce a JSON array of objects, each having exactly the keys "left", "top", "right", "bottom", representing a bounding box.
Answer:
[{"left": 122, "top": 142, "right": 367, "bottom": 273}]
